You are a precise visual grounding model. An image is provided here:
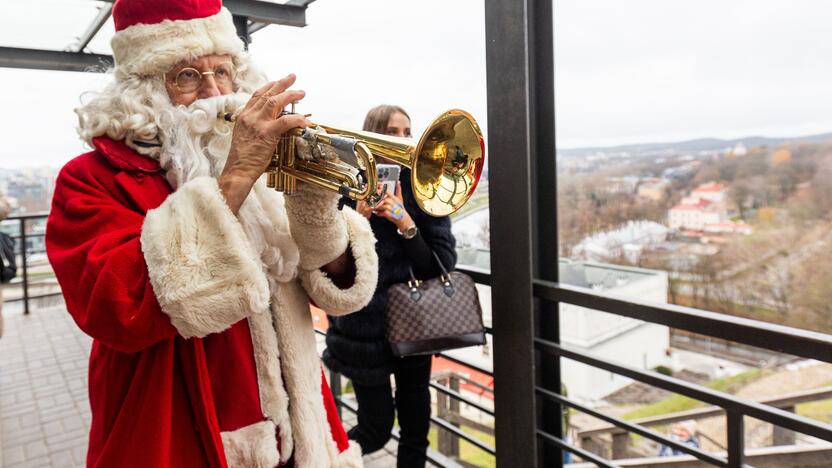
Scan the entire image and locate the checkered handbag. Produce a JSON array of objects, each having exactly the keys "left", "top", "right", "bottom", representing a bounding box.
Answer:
[{"left": 385, "top": 252, "right": 486, "bottom": 357}]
